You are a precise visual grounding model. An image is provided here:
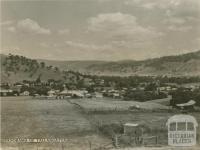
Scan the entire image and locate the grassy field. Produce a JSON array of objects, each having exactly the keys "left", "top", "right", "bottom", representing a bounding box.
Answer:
[
  {"left": 1, "top": 96, "right": 200, "bottom": 149},
  {"left": 1, "top": 96, "right": 112, "bottom": 150},
  {"left": 89, "top": 112, "right": 200, "bottom": 142},
  {"left": 70, "top": 98, "right": 200, "bottom": 146},
  {"left": 1, "top": 96, "right": 94, "bottom": 139},
  {"left": 69, "top": 98, "right": 170, "bottom": 113}
]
